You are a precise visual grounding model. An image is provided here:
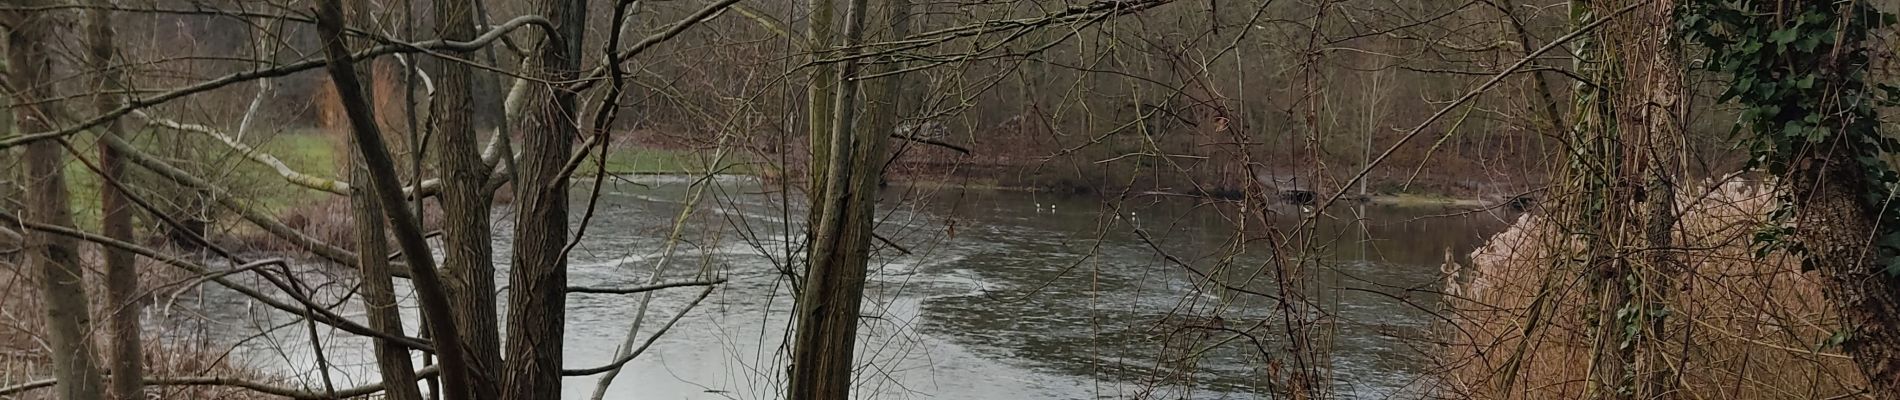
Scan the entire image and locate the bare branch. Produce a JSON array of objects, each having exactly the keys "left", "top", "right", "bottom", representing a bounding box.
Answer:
[
  {"left": 561, "top": 286, "right": 716, "bottom": 376},
  {"left": 0, "top": 15, "right": 553, "bottom": 150},
  {"left": 131, "top": 111, "right": 351, "bottom": 195},
  {"left": 566, "top": 279, "right": 726, "bottom": 295}
]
